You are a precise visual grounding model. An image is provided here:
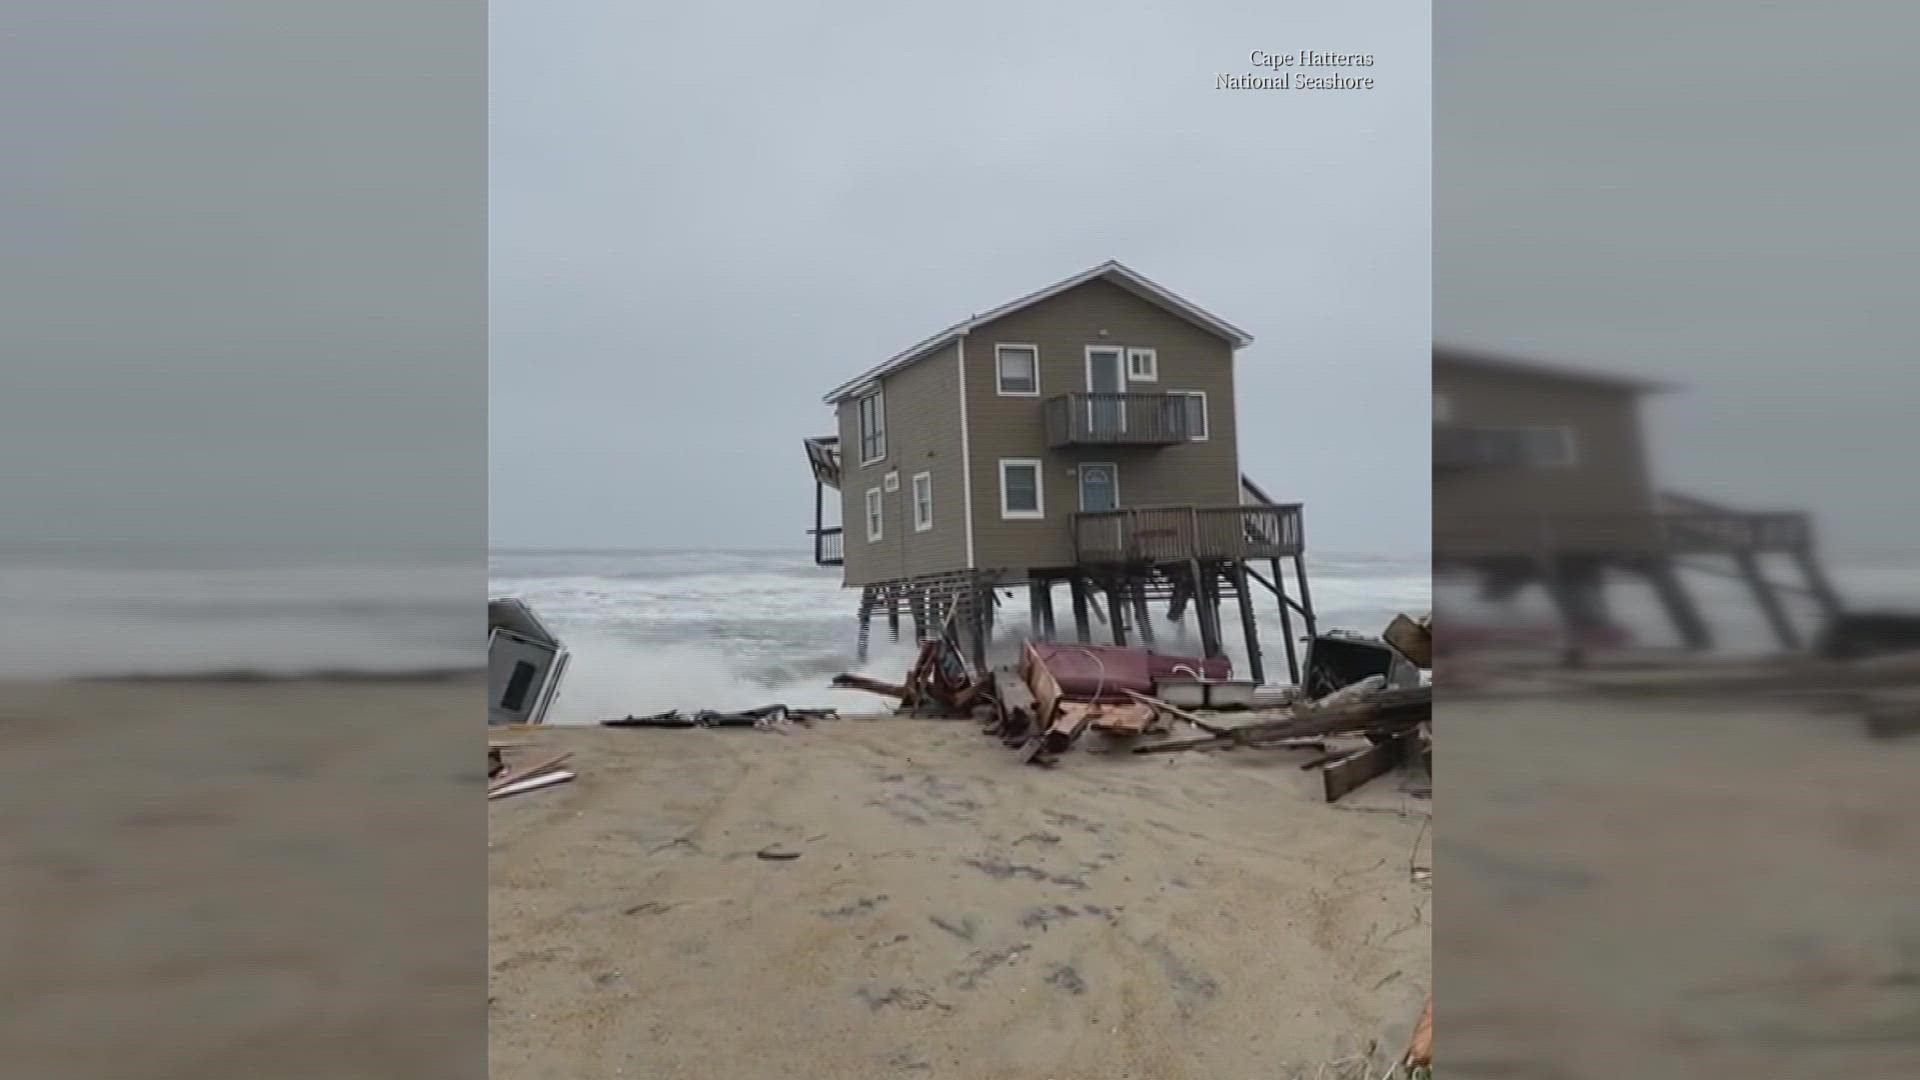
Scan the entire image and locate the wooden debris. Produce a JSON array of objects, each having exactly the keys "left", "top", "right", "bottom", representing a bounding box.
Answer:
[
  {"left": 1319, "top": 730, "right": 1418, "bottom": 803},
  {"left": 1383, "top": 612, "right": 1433, "bottom": 669},
  {"left": 1123, "top": 689, "right": 1232, "bottom": 736},
  {"left": 488, "top": 769, "right": 574, "bottom": 800},
  {"left": 1404, "top": 991, "right": 1433, "bottom": 1068}
]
